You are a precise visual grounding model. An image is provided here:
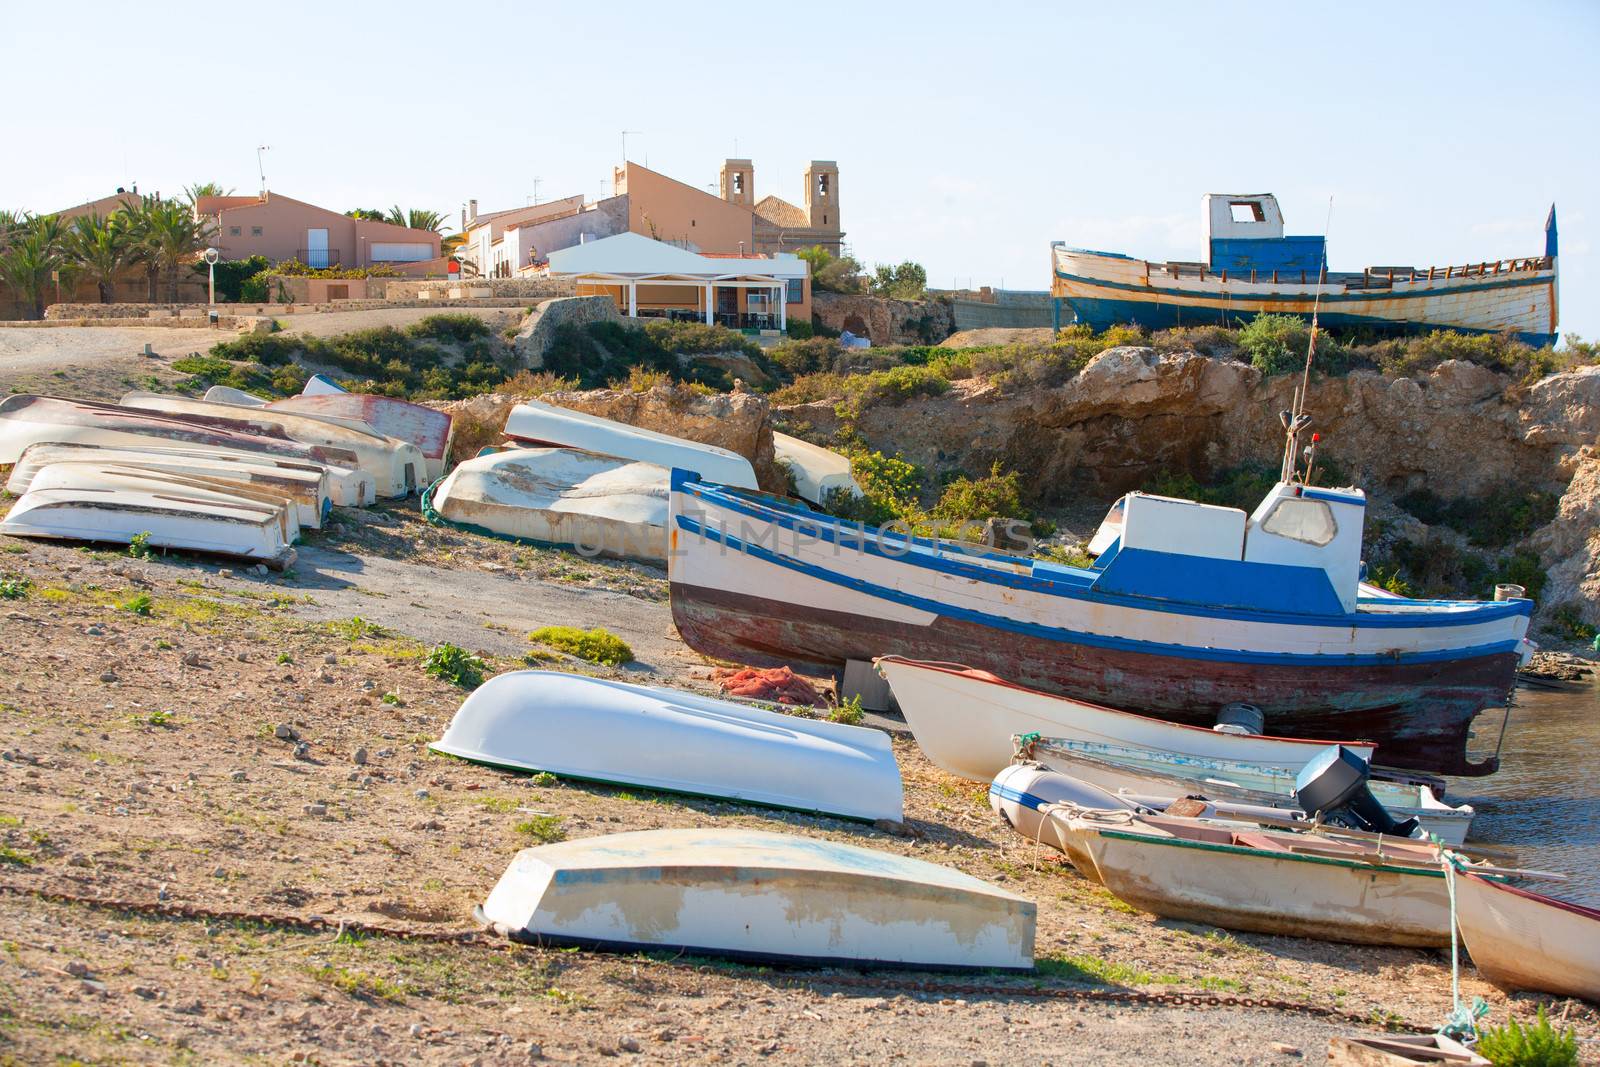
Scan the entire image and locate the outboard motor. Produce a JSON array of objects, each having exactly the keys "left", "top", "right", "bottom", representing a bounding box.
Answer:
[{"left": 1293, "top": 746, "right": 1420, "bottom": 838}]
